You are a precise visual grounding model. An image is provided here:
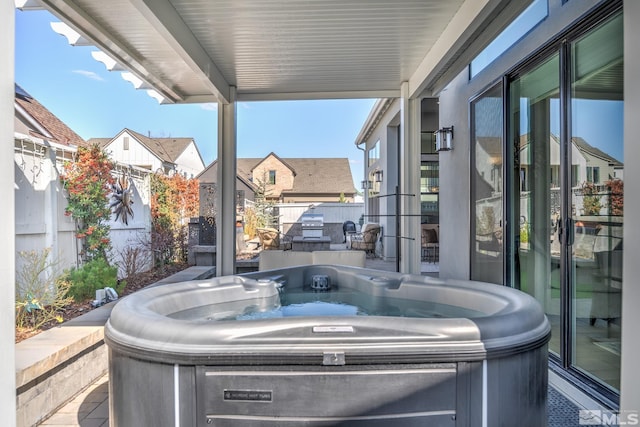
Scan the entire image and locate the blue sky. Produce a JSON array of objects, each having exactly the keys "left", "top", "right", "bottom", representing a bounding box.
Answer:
[{"left": 15, "top": 9, "right": 376, "bottom": 185}]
